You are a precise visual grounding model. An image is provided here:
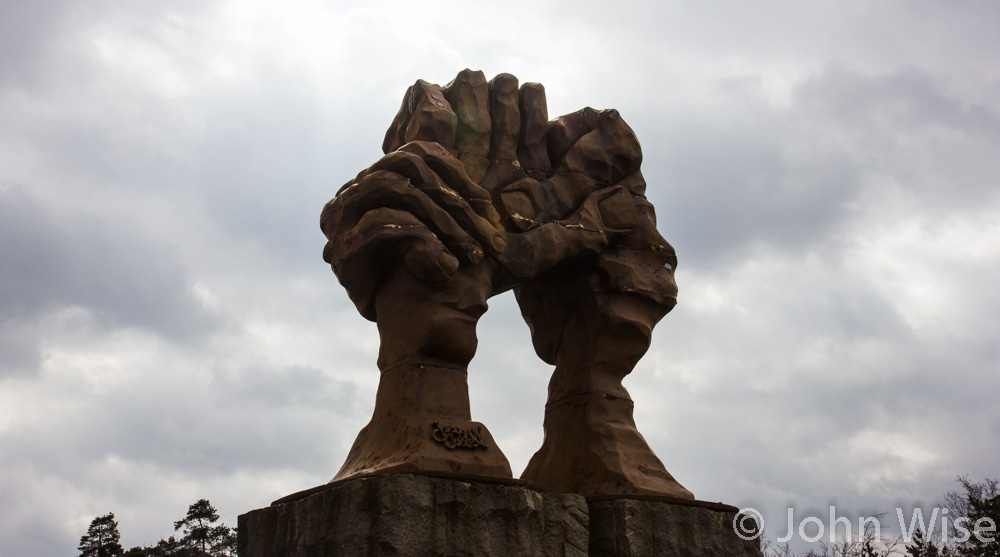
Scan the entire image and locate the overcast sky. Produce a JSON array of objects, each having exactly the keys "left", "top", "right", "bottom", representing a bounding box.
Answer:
[{"left": 2, "top": 1, "right": 998, "bottom": 554}]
